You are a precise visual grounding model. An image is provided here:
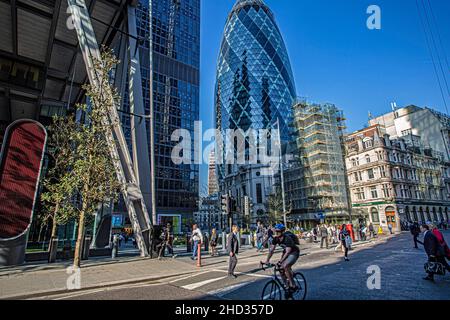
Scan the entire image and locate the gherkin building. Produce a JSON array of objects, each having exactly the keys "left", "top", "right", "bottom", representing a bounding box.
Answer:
[{"left": 215, "top": 0, "right": 297, "bottom": 175}]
